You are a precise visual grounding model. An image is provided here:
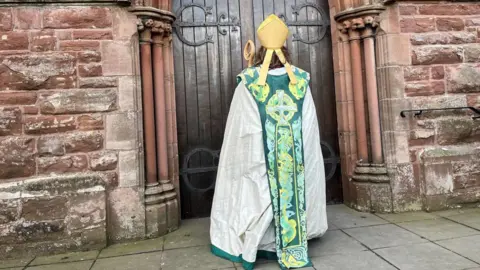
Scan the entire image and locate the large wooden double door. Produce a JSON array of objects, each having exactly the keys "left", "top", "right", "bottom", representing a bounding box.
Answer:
[{"left": 172, "top": 0, "right": 341, "bottom": 219}]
